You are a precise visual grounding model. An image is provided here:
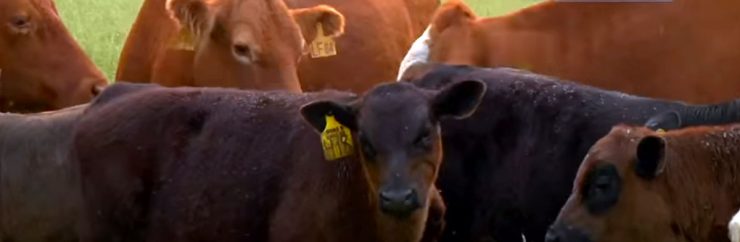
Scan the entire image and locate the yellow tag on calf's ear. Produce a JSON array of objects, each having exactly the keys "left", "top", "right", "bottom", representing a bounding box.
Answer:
[
  {"left": 656, "top": 129, "right": 666, "bottom": 135},
  {"left": 321, "top": 115, "right": 354, "bottom": 161},
  {"left": 309, "top": 23, "right": 337, "bottom": 58}
]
